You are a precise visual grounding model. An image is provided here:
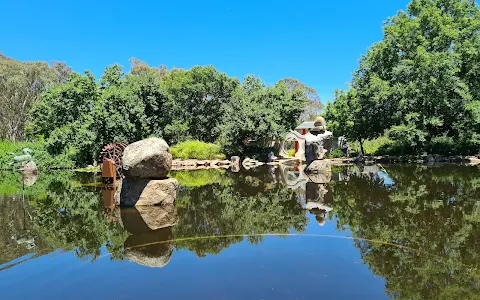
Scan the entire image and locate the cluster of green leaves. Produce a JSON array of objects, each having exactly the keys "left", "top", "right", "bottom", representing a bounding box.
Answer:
[
  {"left": 218, "top": 76, "right": 309, "bottom": 154},
  {"left": 26, "top": 59, "right": 315, "bottom": 164},
  {"left": 331, "top": 164, "right": 480, "bottom": 299},
  {"left": 0, "top": 140, "right": 75, "bottom": 170},
  {"left": 170, "top": 140, "right": 225, "bottom": 160},
  {"left": 328, "top": 148, "right": 346, "bottom": 158},
  {"left": 326, "top": 0, "right": 480, "bottom": 155},
  {"left": 0, "top": 53, "right": 70, "bottom": 142},
  {"left": 346, "top": 136, "right": 394, "bottom": 156}
]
